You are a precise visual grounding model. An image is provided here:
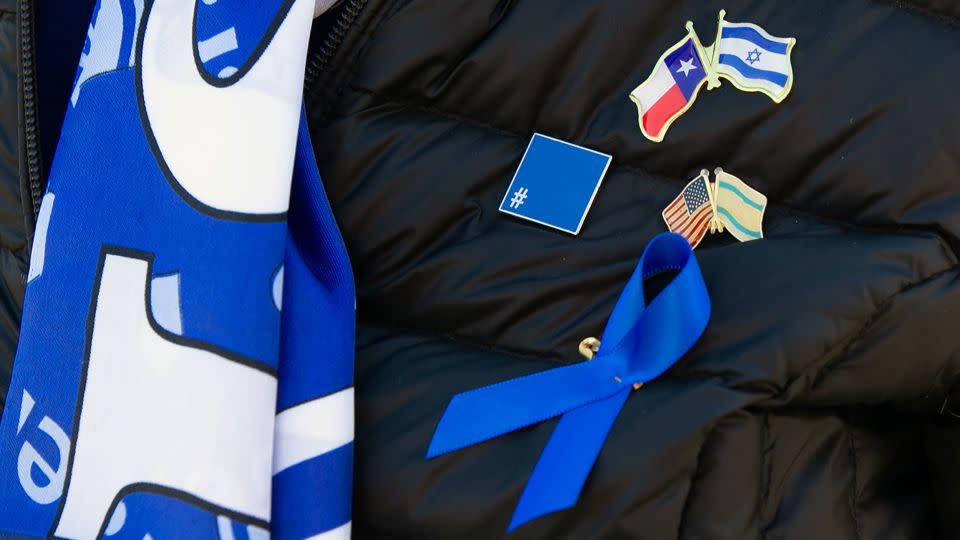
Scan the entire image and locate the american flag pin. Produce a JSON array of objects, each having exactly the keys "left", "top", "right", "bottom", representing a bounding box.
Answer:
[
  {"left": 662, "top": 170, "right": 717, "bottom": 249},
  {"left": 663, "top": 168, "right": 768, "bottom": 248}
]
